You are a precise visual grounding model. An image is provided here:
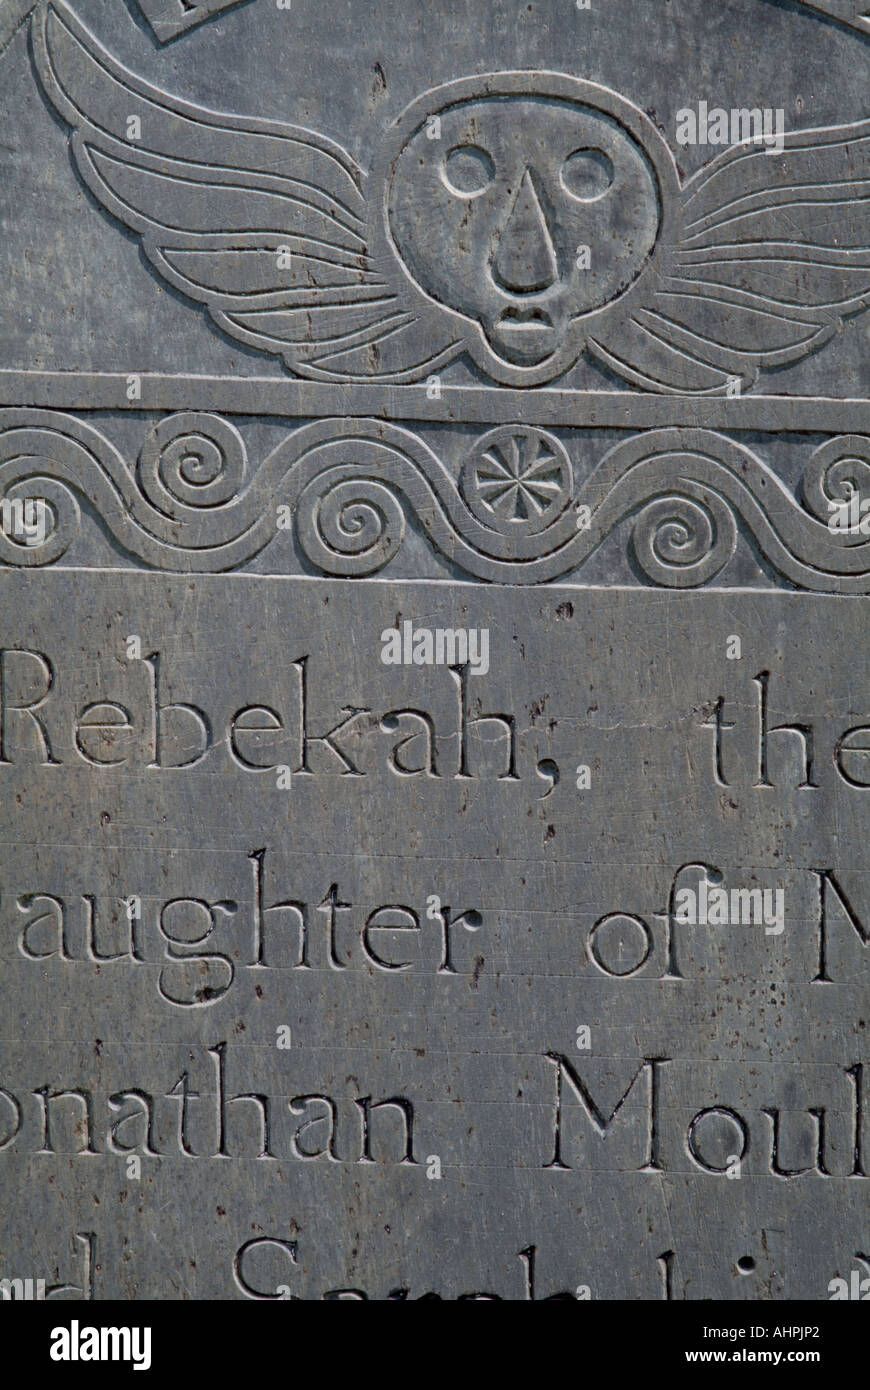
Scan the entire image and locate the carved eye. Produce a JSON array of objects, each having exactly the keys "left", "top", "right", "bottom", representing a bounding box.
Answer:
[
  {"left": 560, "top": 148, "right": 614, "bottom": 201},
  {"left": 443, "top": 144, "right": 495, "bottom": 196}
]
